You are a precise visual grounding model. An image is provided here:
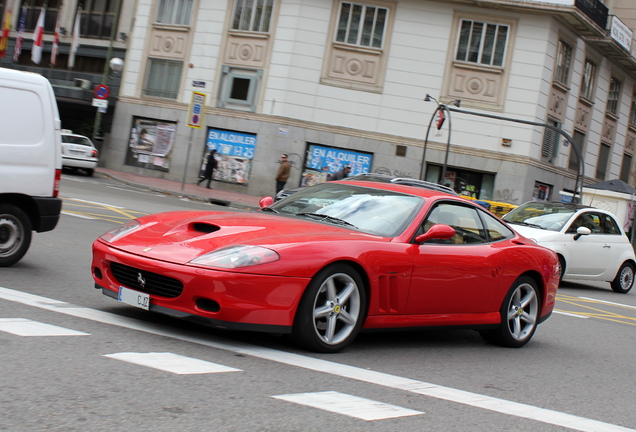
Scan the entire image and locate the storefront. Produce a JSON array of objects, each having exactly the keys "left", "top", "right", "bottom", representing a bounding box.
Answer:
[
  {"left": 301, "top": 143, "right": 373, "bottom": 187},
  {"left": 125, "top": 117, "right": 177, "bottom": 172},
  {"left": 202, "top": 128, "right": 256, "bottom": 185},
  {"left": 424, "top": 164, "right": 495, "bottom": 200}
]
